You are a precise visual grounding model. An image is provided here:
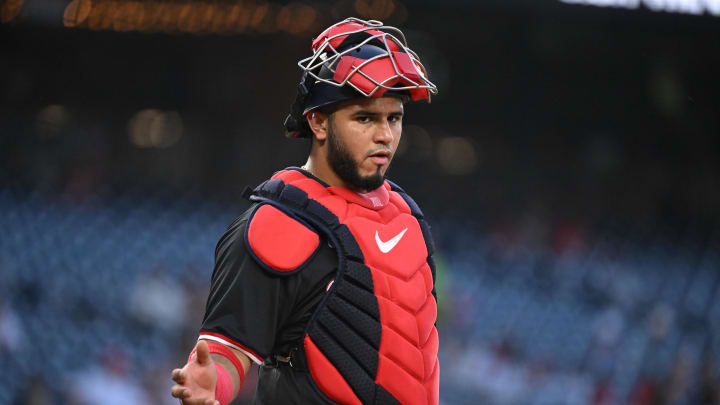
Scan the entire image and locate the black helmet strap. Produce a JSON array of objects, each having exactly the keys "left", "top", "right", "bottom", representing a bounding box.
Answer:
[{"left": 283, "top": 73, "right": 313, "bottom": 138}]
